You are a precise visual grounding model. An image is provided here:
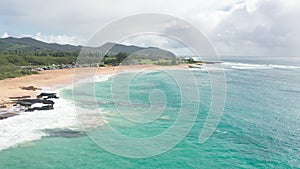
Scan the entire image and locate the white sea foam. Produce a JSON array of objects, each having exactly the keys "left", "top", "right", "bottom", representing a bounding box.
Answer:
[
  {"left": 188, "top": 64, "right": 229, "bottom": 72},
  {"left": 94, "top": 74, "right": 114, "bottom": 82},
  {"left": 0, "top": 74, "right": 113, "bottom": 151},
  {"left": 0, "top": 97, "right": 78, "bottom": 151},
  {"left": 269, "top": 64, "right": 300, "bottom": 69},
  {"left": 222, "top": 62, "right": 300, "bottom": 70}
]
